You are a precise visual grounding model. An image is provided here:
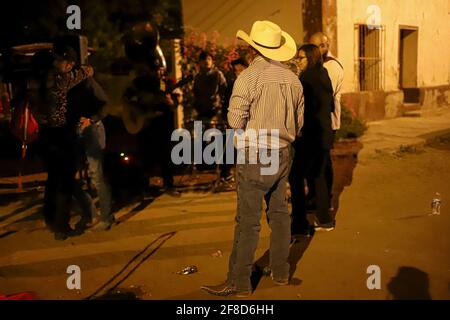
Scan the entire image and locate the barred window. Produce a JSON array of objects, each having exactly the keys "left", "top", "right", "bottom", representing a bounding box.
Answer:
[{"left": 356, "top": 24, "right": 385, "bottom": 91}]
